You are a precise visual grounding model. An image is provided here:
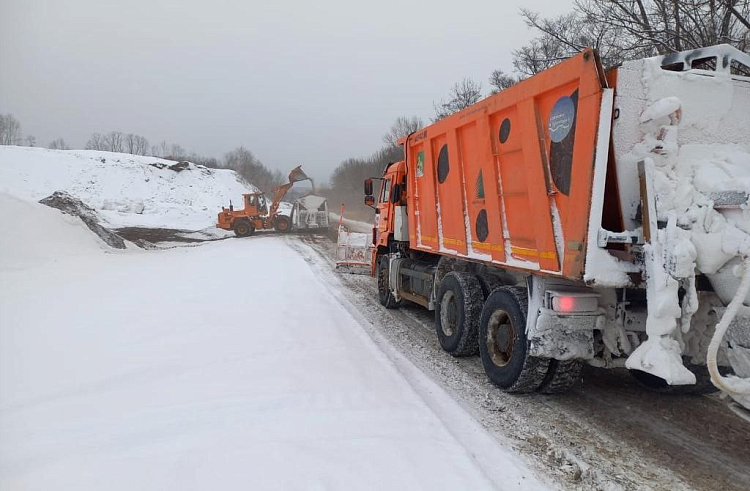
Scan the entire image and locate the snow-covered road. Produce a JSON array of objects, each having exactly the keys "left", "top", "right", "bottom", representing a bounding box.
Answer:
[{"left": 0, "top": 235, "right": 548, "bottom": 490}]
